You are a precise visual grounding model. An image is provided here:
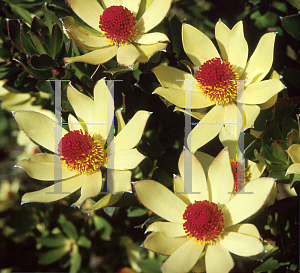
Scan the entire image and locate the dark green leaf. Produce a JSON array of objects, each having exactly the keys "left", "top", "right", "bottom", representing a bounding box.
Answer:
[
  {"left": 281, "top": 14, "right": 300, "bottom": 40},
  {"left": 13, "top": 59, "right": 53, "bottom": 80},
  {"left": 8, "top": 20, "right": 27, "bottom": 54},
  {"left": 30, "top": 54, "right": 57, "bottom": 70},
  {"left": 52, "top": 24, "right": 63, "bottom": 60},
  {"left": 169, "top": 15, "right": 183, "bottom": 58},
  {"left": 253, "top": 110, "right": 273, "bottom": 131},
  {"left": 15, "top": 71, "right": 28, "bottom": 87},
  {"left": 283, "top": 67, "right": 300, "bottom": 89},
  {"left": 39, "top": 247, "right": 69, "bottom": 265},
  {"left": 20, "top": 22, "right": 36, "bottom": 55},
  {"left": 37, "top": 80, "right": 54, "bottom": 93}
]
